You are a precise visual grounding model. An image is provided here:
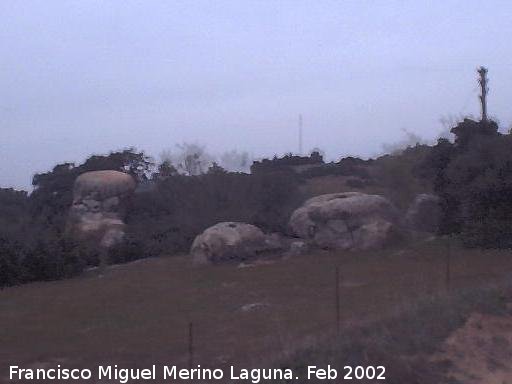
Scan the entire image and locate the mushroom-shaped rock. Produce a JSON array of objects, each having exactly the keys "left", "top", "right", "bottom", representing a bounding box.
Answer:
[
  {"left": 73, "top": 170, "right": 136, "bottom": 204},
  {"left": 405, "top": 193, "right": 441, "bottom": 233},
  {"left": 289, "top": 192, "right": 400, "bottom": 250},
  {"left": 191, "top": 222, "right": 278, "bottom": 264},
  {"left": 68, "top": 170, "right": 136, "bottom": 248}
]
